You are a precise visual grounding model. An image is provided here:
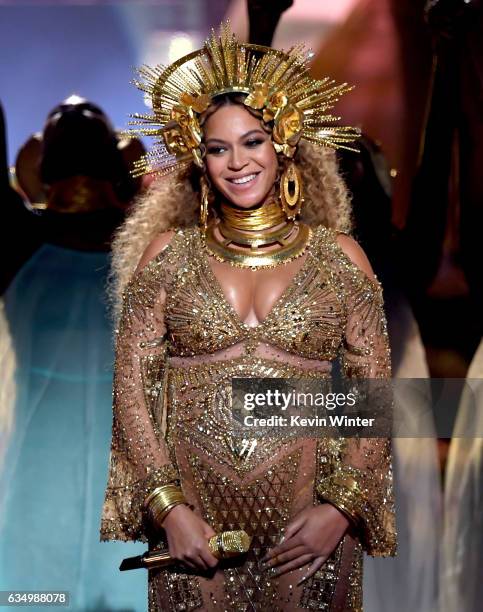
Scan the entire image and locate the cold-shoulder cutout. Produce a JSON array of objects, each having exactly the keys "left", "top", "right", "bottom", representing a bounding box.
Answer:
[
  {"left": 333, "top": 231, "right": 379, "bottom": 285},
  {"left": 134, "top": 229, "right": 177, "bottom": 274}
]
